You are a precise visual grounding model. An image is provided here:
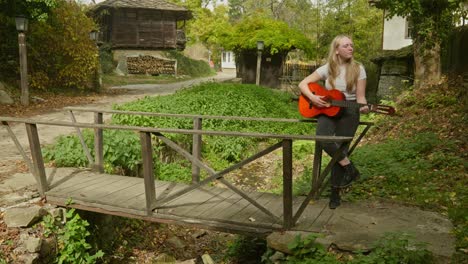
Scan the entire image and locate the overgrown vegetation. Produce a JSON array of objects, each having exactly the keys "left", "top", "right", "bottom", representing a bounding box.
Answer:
[
  {"left": 263, "top": 232, "right": 434, "bottom": 263},
  {"left": 42, "top": 207, "right": 104, "bottom": 264},
  {"left": 111, "top": 83, "right": 311, "bottom": 170}
]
